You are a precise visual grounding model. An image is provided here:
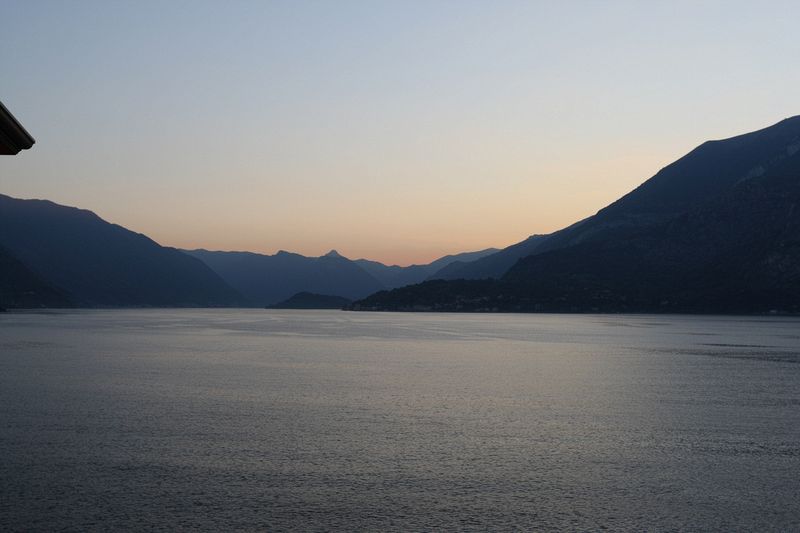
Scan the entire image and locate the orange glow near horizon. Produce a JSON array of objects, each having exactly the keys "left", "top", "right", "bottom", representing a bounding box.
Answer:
[
  {"left": 3, "top": 2, "right": 799, "bottom": 266},
  {"left": 5, "top": 142, "right": 689, "bottom": 266}
]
